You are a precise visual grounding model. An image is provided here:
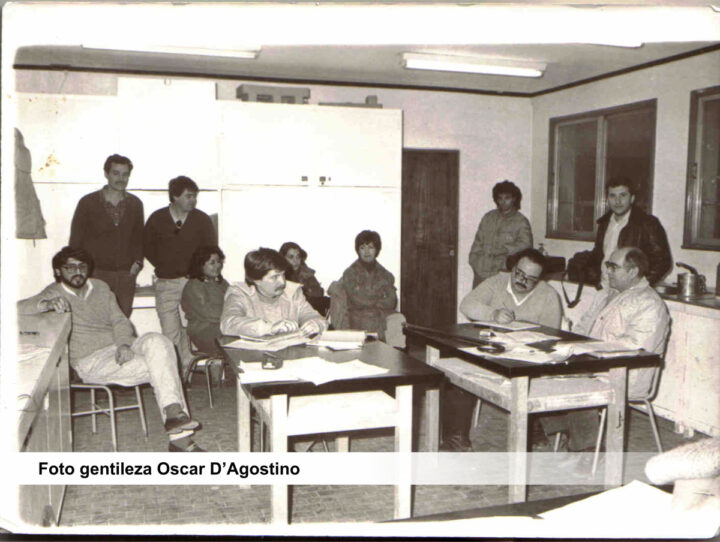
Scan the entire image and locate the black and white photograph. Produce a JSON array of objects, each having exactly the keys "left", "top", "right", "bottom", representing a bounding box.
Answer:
[{"left": 1, "top": 1, "right": 719, "bottom": 537}]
